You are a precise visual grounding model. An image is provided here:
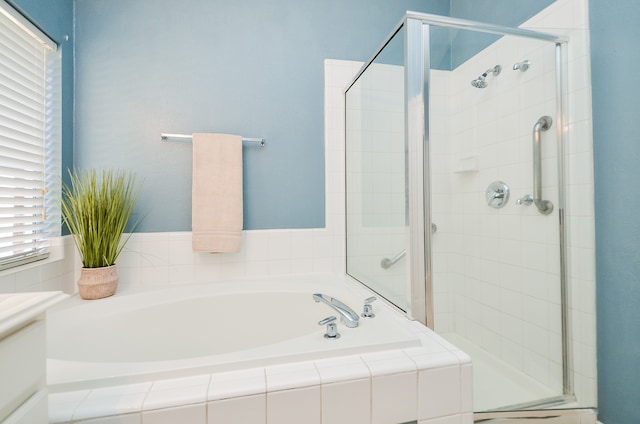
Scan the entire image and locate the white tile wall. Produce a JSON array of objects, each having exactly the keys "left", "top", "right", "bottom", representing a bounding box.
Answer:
[
  {"left": 419, "top": 415, "right": 473, "bottom": 424},
  {"left": 267, "top": 386, "right": 321, "bottom": 424},
  {"left": 71, "top": 383, "right": 150, "bottom": 420},
  {"left": 144, "top": 375, "right": 210, "bottom": 411},
  {"left": 142, "top": 403, "right": 206, "bottom": 424},
  {"left": 321, "top": 379, "right": 371, "bottom": 424},
  {"left": 208, "top": 394, "right": 266, "bottom": 424},
  {"left": 208, "top": 368, "right": 266, "bottom": 400},
  {"left": 371, "top": 372, "right": 418, "bottom": 424},
  {"left": 265, "top": 361, "right": 321, "bottom": 392},
  {"left": 114, "top": 228, "right": 343, "bottom": 288},
  {"left": 74, "top": 414, "right": 141, "bottom": 424},
  {"left": 418, "top": 366, "right": 462, "bottom": 419},
  {"left": 48, "top": 390, "right": 89, "bottom": 424}
]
